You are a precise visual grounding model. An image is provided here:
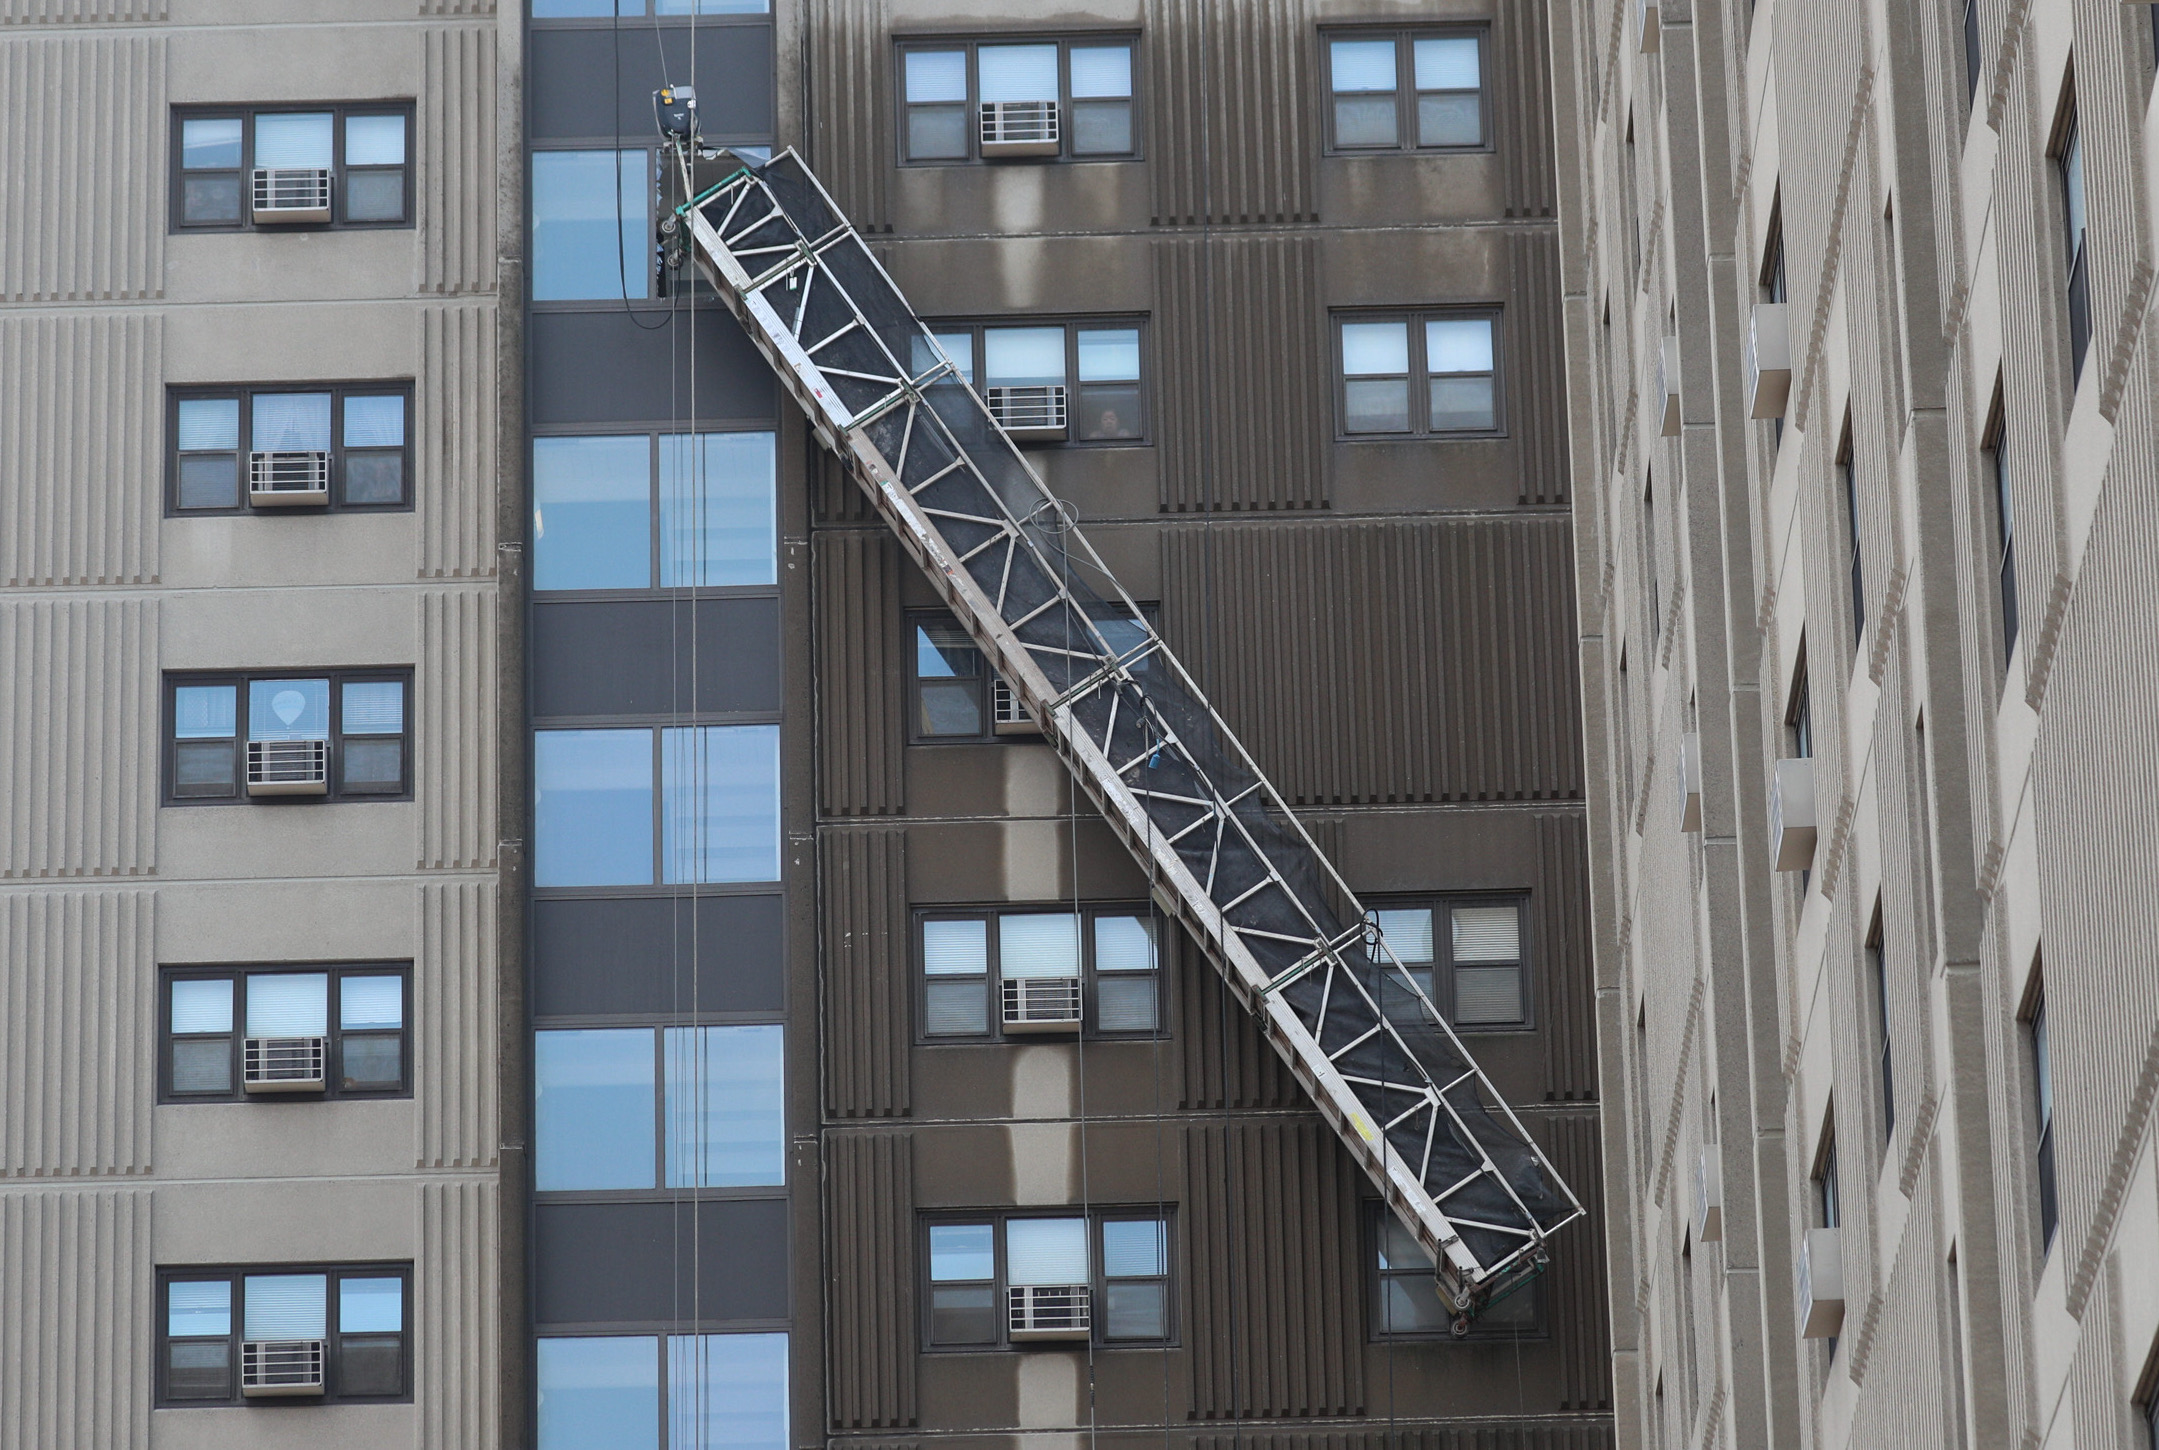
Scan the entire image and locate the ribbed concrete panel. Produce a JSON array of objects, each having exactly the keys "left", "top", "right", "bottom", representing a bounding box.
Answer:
[
  {"left": 1179, "top": 933, "right": 1299, "bottom": 1112},
  {"left": 0, "top": 891, "right": 153, "bottom": 1178},
  {"left": 802, "top": 0, "right": 891, "bottom": 233},
  {"left": 420, "top": 26, "right": 498, "bottom": 294},
  {"left": 0, "top": 1188, "right": 151, "bottom": 1450},
  {"left": 418, "top": 303, "right": 499, "bottom": 579},
  {"left": 1196, "top": 1430, "right": 1614, "bottom": 1450},
  {"left": 416, "top": 881, "right": 497, "bottom": 1170},
  {"left": 417, "top": 587, "right": 498, "bottom": 870},
  {"left": 0, "top": 34, "right": 163, "bottom": 300},
  {"left": 419, "top": 0, "right": 495, "bottom": 25},
  {"left": 825, "top": 1130, "right": 915, "bottom": 1429},
  {"left": 820, "top": 827, "right": 909, "bottom": 1118},
  {"left": 1184, "top": 1118, "right": 1363, "bottom": 1420},
  {"left": 0, "top": 0, "right": 164, "bottom": 20},
  {"left": 1162, "top": 517, "right": 1584, "bottom": 805},
  {"left": 0, "top": 313, "right": 162, "bottom": 588},
  {"left": 1842, "top": 1173, "right": 1952, "bottom": 1446},
  {"left": 418, "top": 1179, "right": 499, "bottom": 1448},
  {"left": 1510, "top": 229, "right": 1571, "bottom": 505},
  {"left": 1535, "top": 813, "right": 1596, "bottom": 1103},
  {"left": 1144, "top": 0, "right": 1316, "bottom": 227},
  {"left": 0, "top": 598, "right": 156, "bottom": 878},
  {"left": 1494, "top": 0, "right": 1556, "bottom": 219},
  {"left": 1154, "top": 235, "right": 1326, "bottom": 511},
  {"left": 1533, "top": 1111, "right": 1611, "bottom": 1415},
  {"left": 814, "top": 531, "right": 904, "bottom": 817}
]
